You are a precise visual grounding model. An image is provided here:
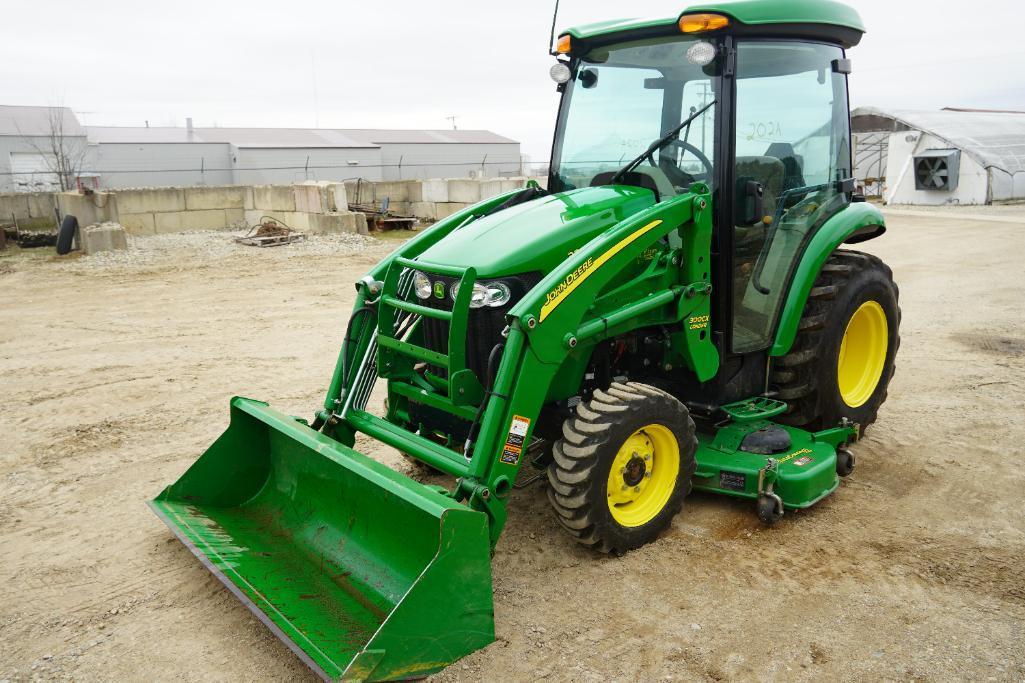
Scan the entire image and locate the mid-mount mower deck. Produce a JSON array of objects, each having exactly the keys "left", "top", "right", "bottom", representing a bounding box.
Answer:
[{"left": 151, "top": 1, "right": 901, "bottom": 679}]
